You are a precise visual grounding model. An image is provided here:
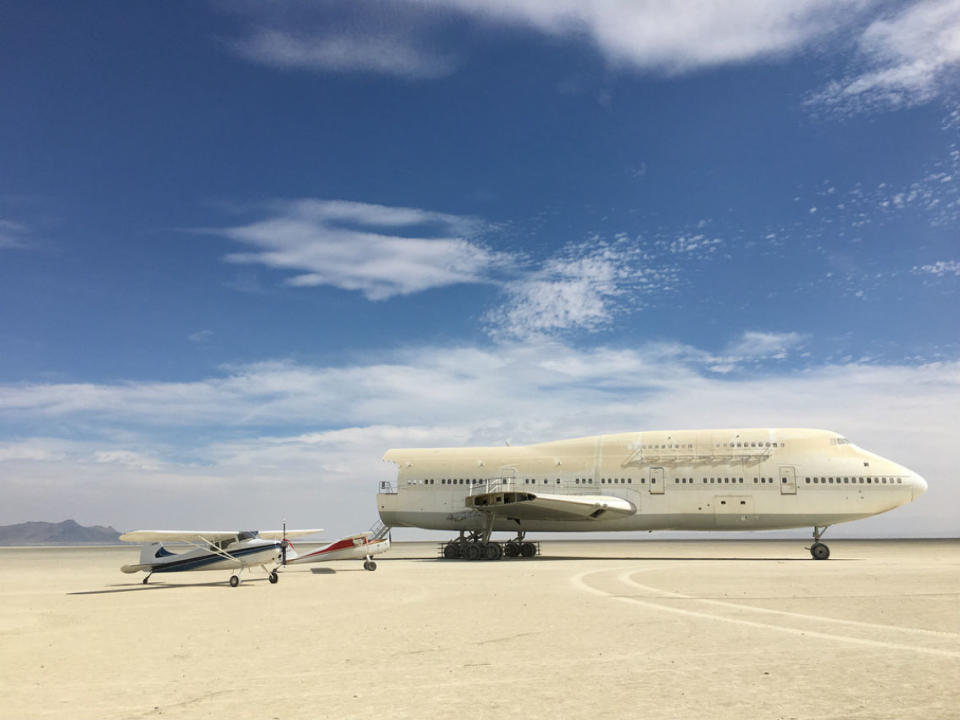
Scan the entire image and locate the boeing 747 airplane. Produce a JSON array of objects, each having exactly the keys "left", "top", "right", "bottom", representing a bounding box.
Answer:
[{"left": 376, "top": 428, "right": 926, "bottom": 560}]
